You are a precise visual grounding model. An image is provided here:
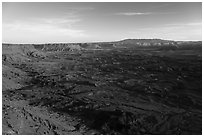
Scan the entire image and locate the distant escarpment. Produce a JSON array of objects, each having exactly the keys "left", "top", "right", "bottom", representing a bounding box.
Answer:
[
  {"left": 32, "top": 39, "right": 202, "bottom": 51},
  {"left": 3, "top": 39, "right": 202, "bottom": 55}
]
